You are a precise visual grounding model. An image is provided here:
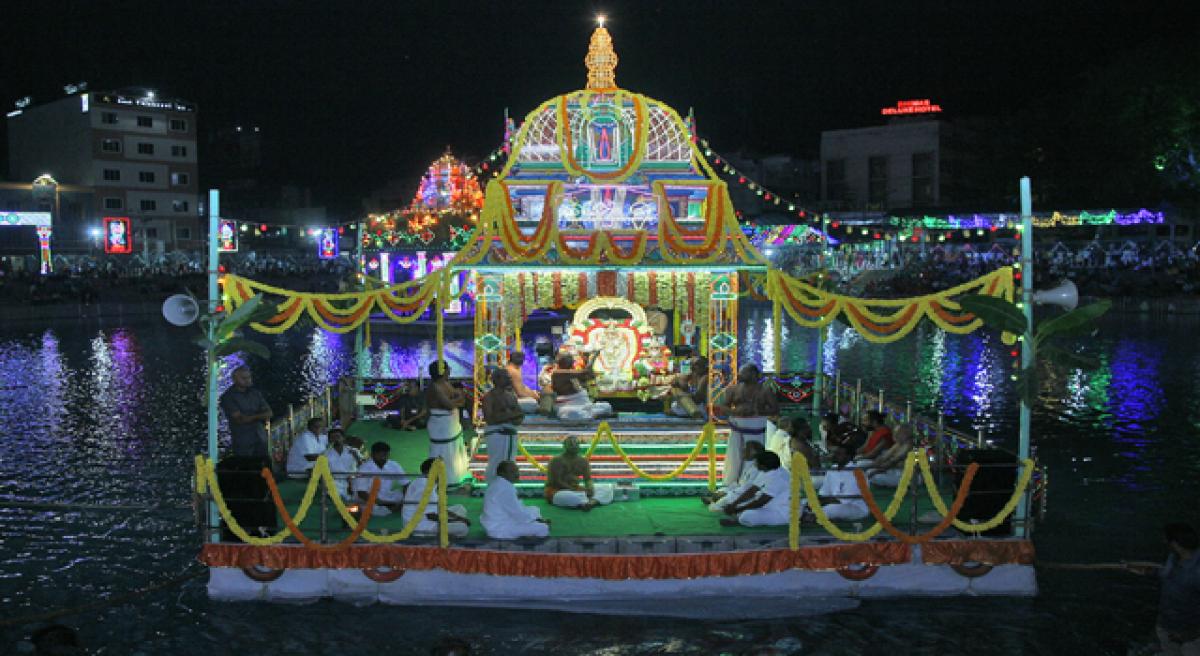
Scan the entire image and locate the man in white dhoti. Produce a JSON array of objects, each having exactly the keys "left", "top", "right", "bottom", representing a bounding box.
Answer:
[
  {"left": 704, "top": 440, "right": 764, "bottom": 512},
  {"left": 323, "top": 428, "right": 363, "bottom": 502},
  {"left": 425, "top": 361, "right": 470, "bottom": 486},
  {"left": 719, "top": 451, "right": 791, "bottom": 527},
  {"left": 544, "top": 436, "right": 614, "bottom": 510},
  {"left": 506, "top": 351, "right": 541, "bottom": 414},
  {"left": 482, "top": 368, "right": 524, "bottom": 481},
  {"left": 800, "top": 445, "right": 869, "bottom": 522},
  {"left": 550, "top": 352, "right": 612, "bottom": 421},
  {"left": 402, "top": 457, "right": 471, "bottom": 538},
  {"left": 717, "top": 364, "right": 780, "bottom": 486},
  {"left": 286, "top": 417, "right": 328, "bottom": 478},
  {"left": 866, "top": 423, "right": 914, "bottom": 488},
  {"left": 353, "top": 441, "right": 408, "bottom": 516},
  {"left": 482, "top": 461, "right": 551, "bottom": 539}
]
